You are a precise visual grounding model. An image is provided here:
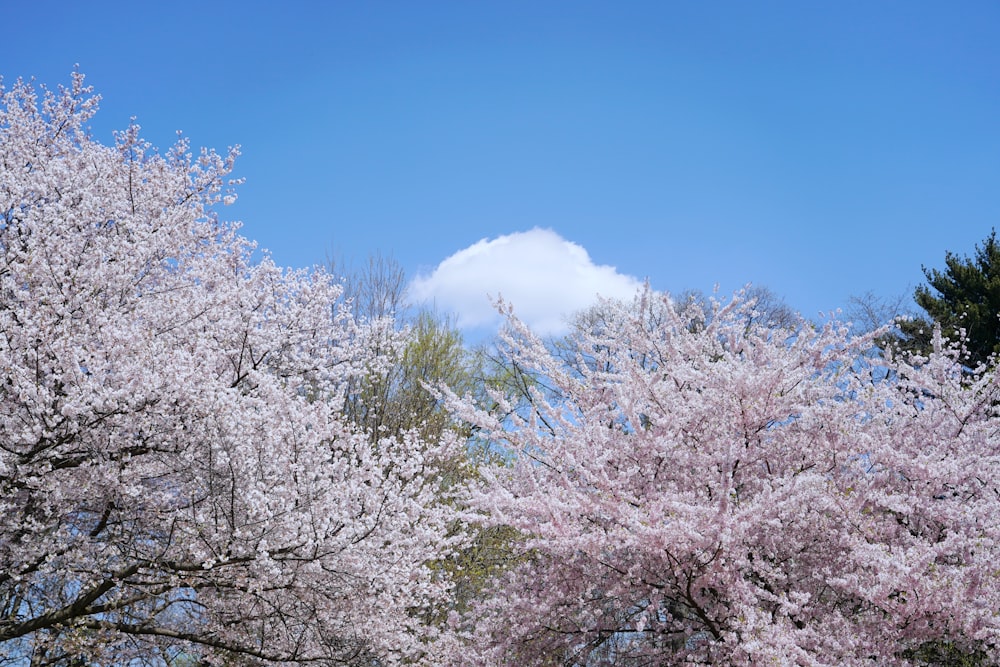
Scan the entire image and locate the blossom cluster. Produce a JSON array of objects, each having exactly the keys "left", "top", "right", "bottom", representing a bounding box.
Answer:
[
  {"left": 448, "top": 293, "right": 1000, "bottom": 665},
  {"left": 0, "top": 73, "right": 461, "bottom": 665}
]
